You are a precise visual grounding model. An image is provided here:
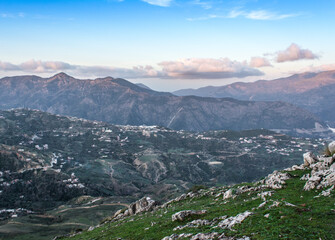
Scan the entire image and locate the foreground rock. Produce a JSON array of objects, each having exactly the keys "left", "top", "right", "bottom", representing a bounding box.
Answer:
[
  {"left": 216, "top": 211, "right": 253, "bottom": 229},
  {"left": 172, "top": 210, "right": 207, "bottom": 222},
  {"left": 114, "top": 197, "right": 157, "bottom": 219},
  {"left": 303, "top": 152, "right": 318, "bottom": 167},
  {"left": 302, "top": 154, "right": 335, "bottom": 191}
]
